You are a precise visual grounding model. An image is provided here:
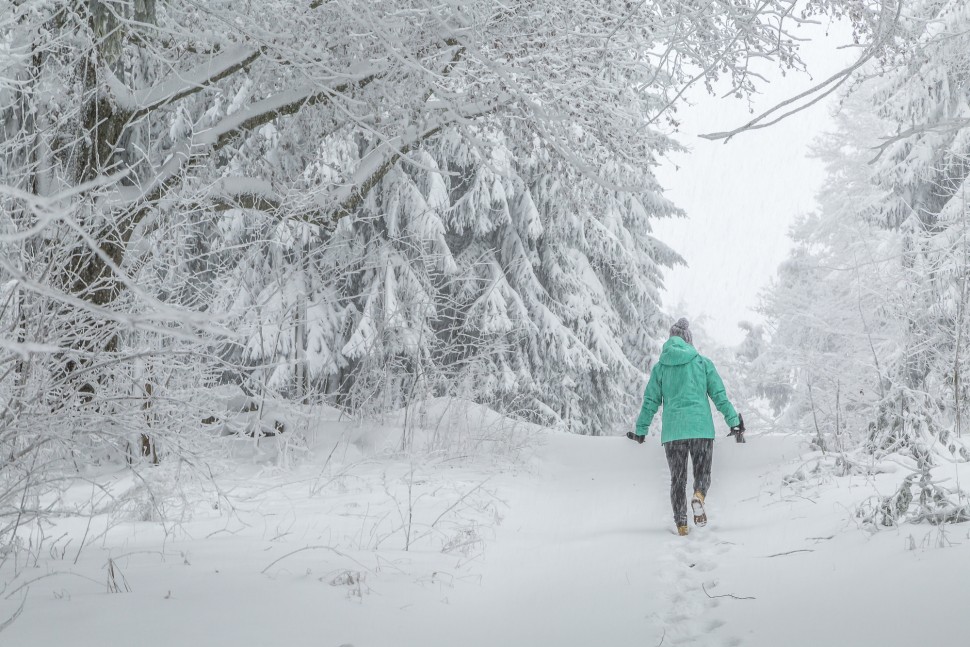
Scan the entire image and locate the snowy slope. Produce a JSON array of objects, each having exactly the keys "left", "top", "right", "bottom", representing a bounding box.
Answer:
[{"left": 3, "top": 429, "right": 970, "bottom": 646}]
